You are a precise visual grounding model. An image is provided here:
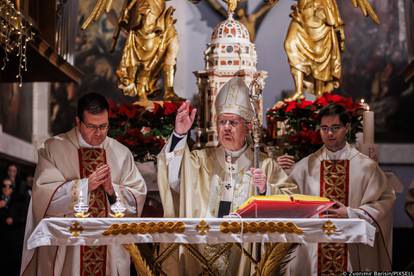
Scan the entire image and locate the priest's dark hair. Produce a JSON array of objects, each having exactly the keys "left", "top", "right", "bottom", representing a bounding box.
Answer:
[
  {"left": 318, "top": 103, "right": 350, "bottom": 125},
  {"left": 77, "top": 93, "right": 109, "bottom": 122}
]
